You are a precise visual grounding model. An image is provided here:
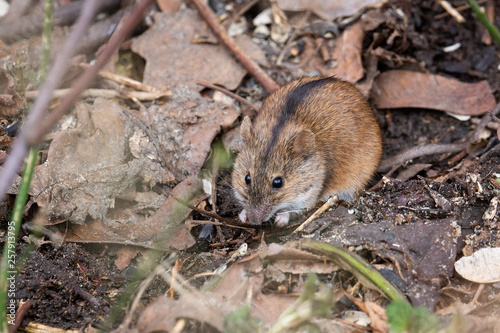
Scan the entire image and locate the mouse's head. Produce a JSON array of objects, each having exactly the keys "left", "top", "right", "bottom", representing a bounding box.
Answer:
[{"left": 232, "top": 116, "right": 325, "bottom": 225}]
